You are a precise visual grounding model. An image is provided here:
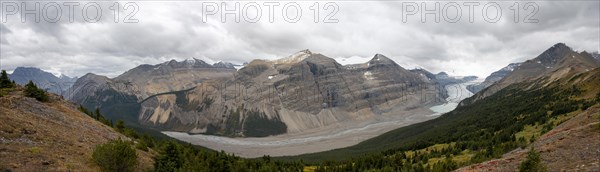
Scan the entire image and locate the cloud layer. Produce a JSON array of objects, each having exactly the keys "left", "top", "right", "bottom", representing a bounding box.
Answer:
[{"left": 1, "top": 1, "right": 598, "bottom": 78}]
